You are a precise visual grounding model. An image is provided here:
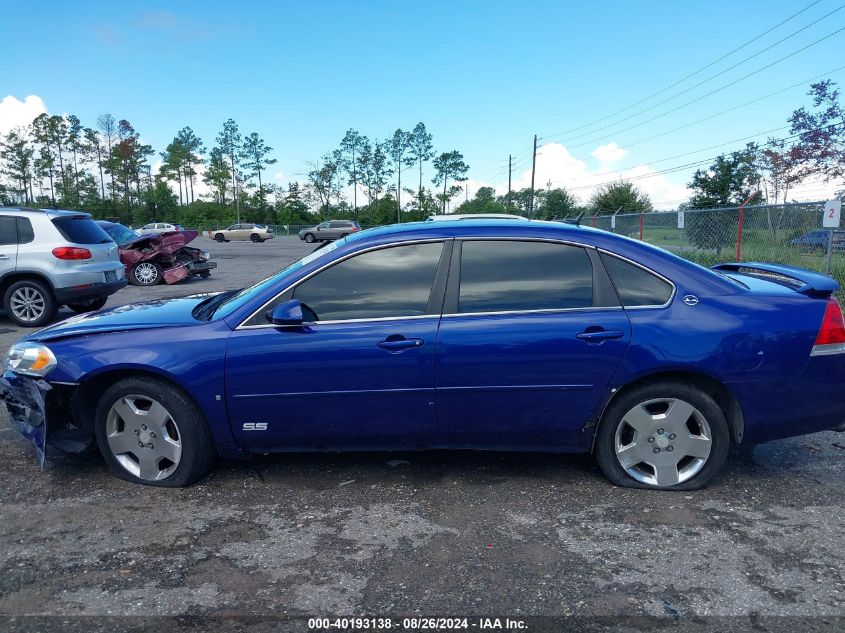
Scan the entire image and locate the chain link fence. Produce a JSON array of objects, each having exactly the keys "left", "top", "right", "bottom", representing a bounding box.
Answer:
[{"left": 585, "top": 201, "right": 845, "bottom": 288}]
